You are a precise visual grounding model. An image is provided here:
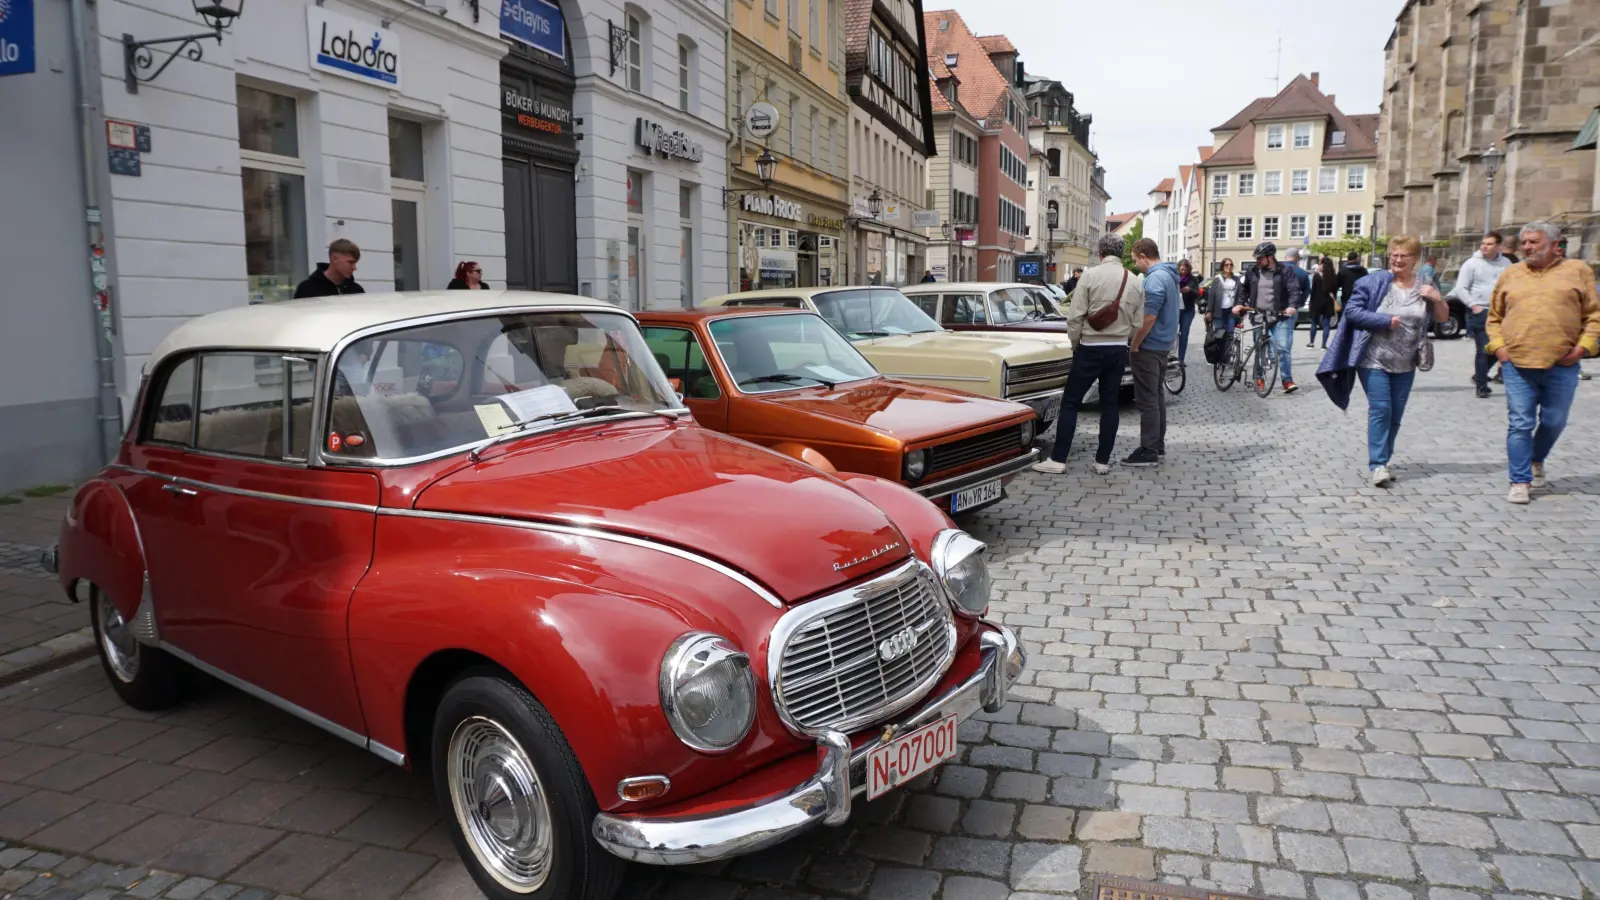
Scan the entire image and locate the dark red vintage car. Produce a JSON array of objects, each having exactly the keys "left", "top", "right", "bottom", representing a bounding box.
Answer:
[{"left": 43, "top": 292, "right": 1026, "bottom": 900}]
